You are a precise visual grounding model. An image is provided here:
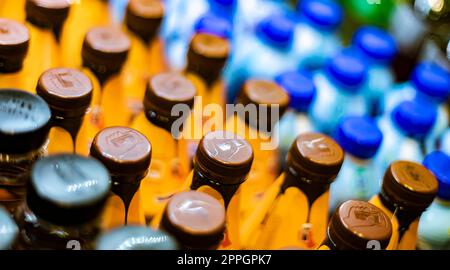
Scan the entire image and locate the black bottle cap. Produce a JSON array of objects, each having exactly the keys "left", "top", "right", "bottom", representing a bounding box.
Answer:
[
  {"left": 0, "top": 89, "right": 51, "bottom": 155},
  {"left": 96, "top": 226, "right": 178, "bottom": 250},
  {"left": 26, "top": 154, "right": 111, "bottom": 226},
  {"left": 0, "top": 18, "right": 29, "bottom": 73},
  {"left": 0, "top": 206, "right": 18, "bottom": 250},
  {"left": 25, "top": 0, "right": 70, "bottom": 39},
  {"left": 125, "top": 0, "right": 164, "bottom": 43}
]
